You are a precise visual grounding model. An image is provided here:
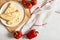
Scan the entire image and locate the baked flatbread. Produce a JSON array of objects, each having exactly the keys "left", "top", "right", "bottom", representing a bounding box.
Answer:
[{"left": 0, "top": 2, "right": 23, "bottom": 26}]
